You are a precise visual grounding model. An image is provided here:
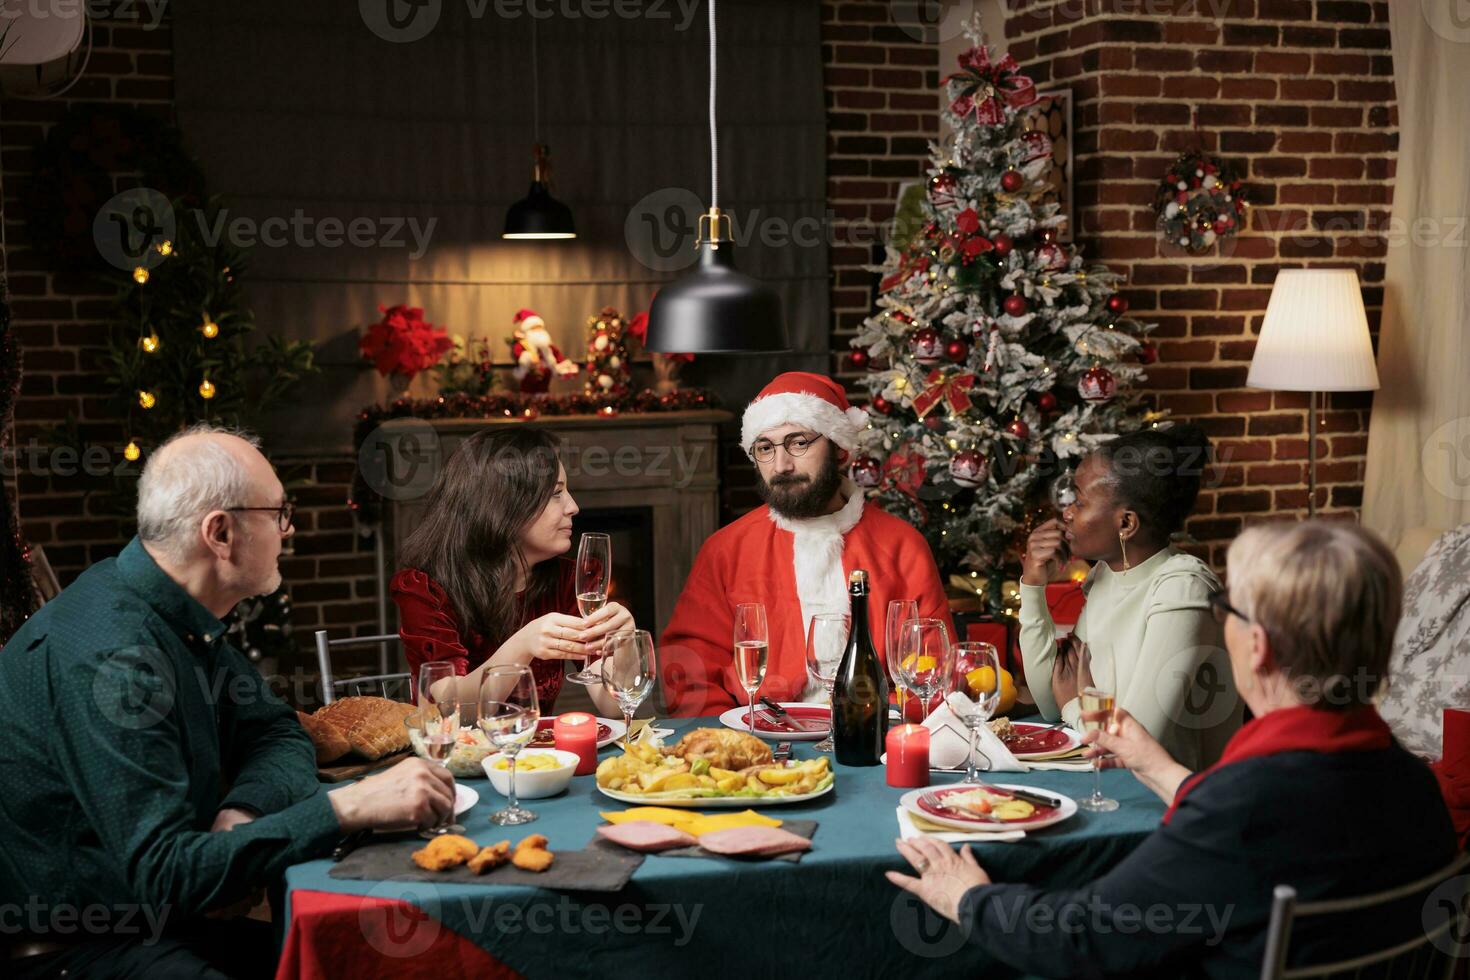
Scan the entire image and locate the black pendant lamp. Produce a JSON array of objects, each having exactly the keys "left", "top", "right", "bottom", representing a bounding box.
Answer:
[
  {"left": 643, "top": 0, "right": 787, "bottom": 353},
  {"left": 502, "top": 21, "right": 576, "bottom": 240}
]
